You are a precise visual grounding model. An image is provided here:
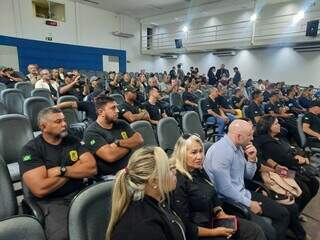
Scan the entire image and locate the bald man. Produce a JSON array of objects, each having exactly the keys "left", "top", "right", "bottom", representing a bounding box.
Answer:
[{"left": 204, "top": 120, "right": 289, "bottom": 240}]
